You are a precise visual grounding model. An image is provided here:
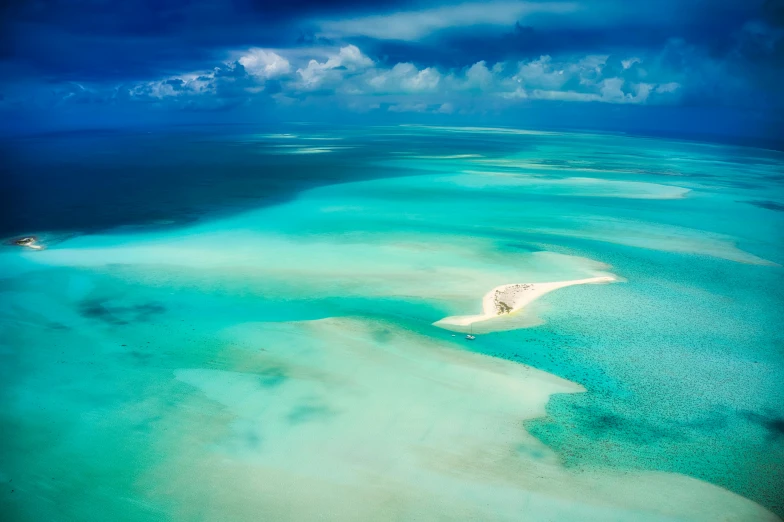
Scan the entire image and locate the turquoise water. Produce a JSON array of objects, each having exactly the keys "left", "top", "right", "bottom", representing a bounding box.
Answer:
[{"left": 1, "top": 126, "right": 782, "bottom": 521}]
